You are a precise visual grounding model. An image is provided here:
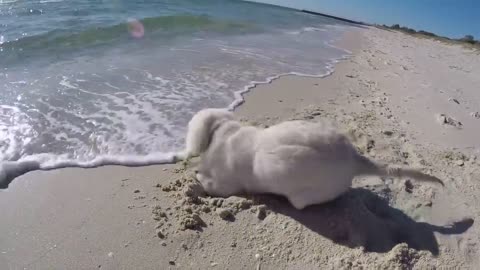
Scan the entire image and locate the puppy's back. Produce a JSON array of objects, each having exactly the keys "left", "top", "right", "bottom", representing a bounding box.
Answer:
[{"left": 258, "top": 120, "right": 356, "bottom": 160}]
